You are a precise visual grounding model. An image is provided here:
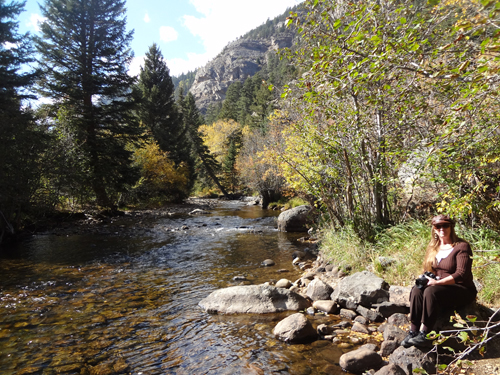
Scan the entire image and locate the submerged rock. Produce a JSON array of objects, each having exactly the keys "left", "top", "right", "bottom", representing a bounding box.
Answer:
[
  {"left": 273, "top": 313, "right": 318, "bottom": 343},
  {"left": 199, "top": 285, "right": 310, "bottom": 314}
]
